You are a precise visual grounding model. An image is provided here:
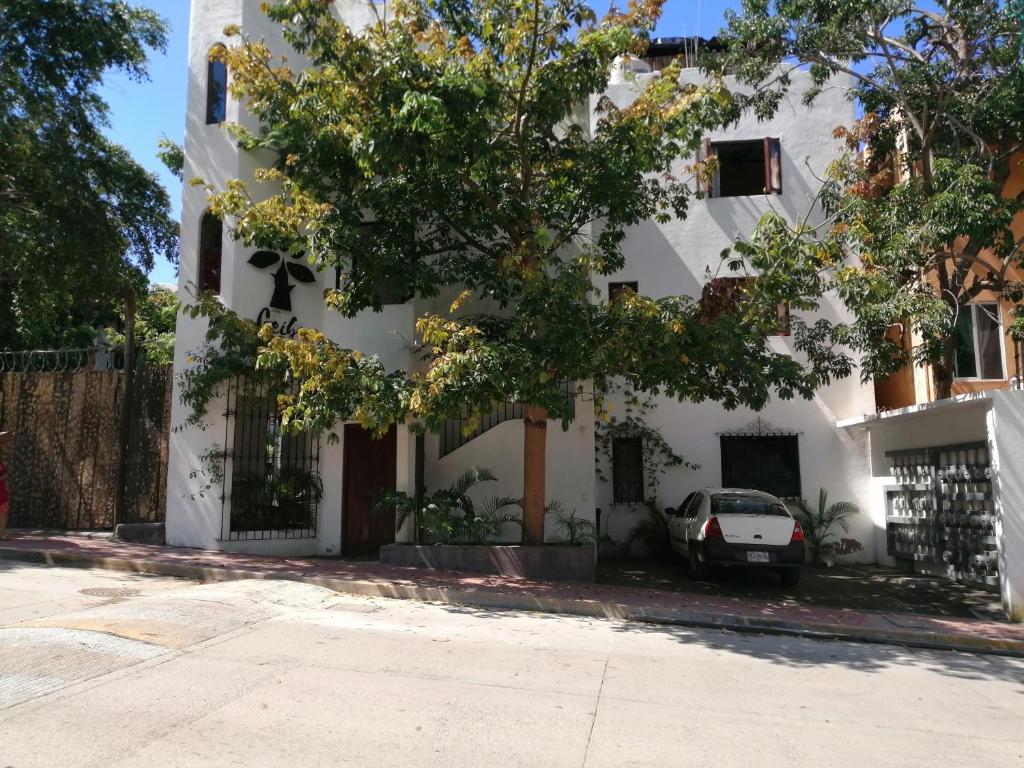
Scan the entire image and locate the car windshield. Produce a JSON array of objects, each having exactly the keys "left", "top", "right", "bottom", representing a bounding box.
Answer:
[{"left": 711, "top": 495, "right": 790, "bottom": 517}]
